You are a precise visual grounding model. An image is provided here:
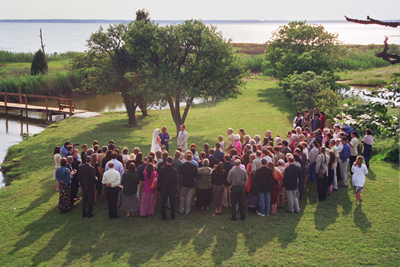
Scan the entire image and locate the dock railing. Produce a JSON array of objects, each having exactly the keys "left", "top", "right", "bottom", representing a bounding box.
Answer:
[{"left": 0, "top": 86, "right": 74, "bottom": 117}]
